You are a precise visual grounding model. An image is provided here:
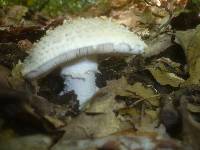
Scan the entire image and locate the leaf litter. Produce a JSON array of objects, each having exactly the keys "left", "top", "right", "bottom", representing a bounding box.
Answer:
[{"left": 0, "top": 0, "right": 200, "bottom": 150}]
